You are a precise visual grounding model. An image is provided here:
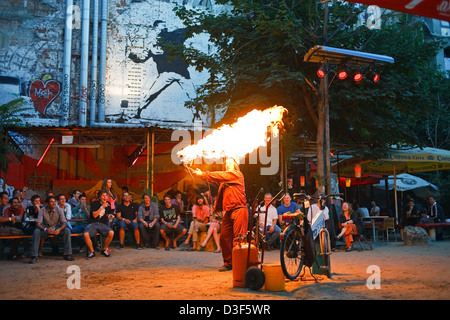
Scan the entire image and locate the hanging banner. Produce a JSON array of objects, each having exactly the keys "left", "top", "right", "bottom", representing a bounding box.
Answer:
[{"left": 347, "top": 0, "right": 450, "bottom": 22}]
